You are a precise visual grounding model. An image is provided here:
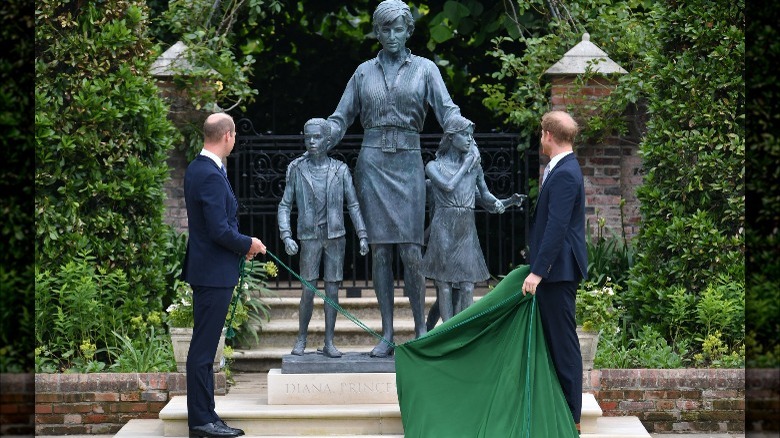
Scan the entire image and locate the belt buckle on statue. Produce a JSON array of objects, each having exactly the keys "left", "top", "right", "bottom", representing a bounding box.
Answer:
[{"left": 381, "top": 129, "right": 396, "bottom": 153}]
